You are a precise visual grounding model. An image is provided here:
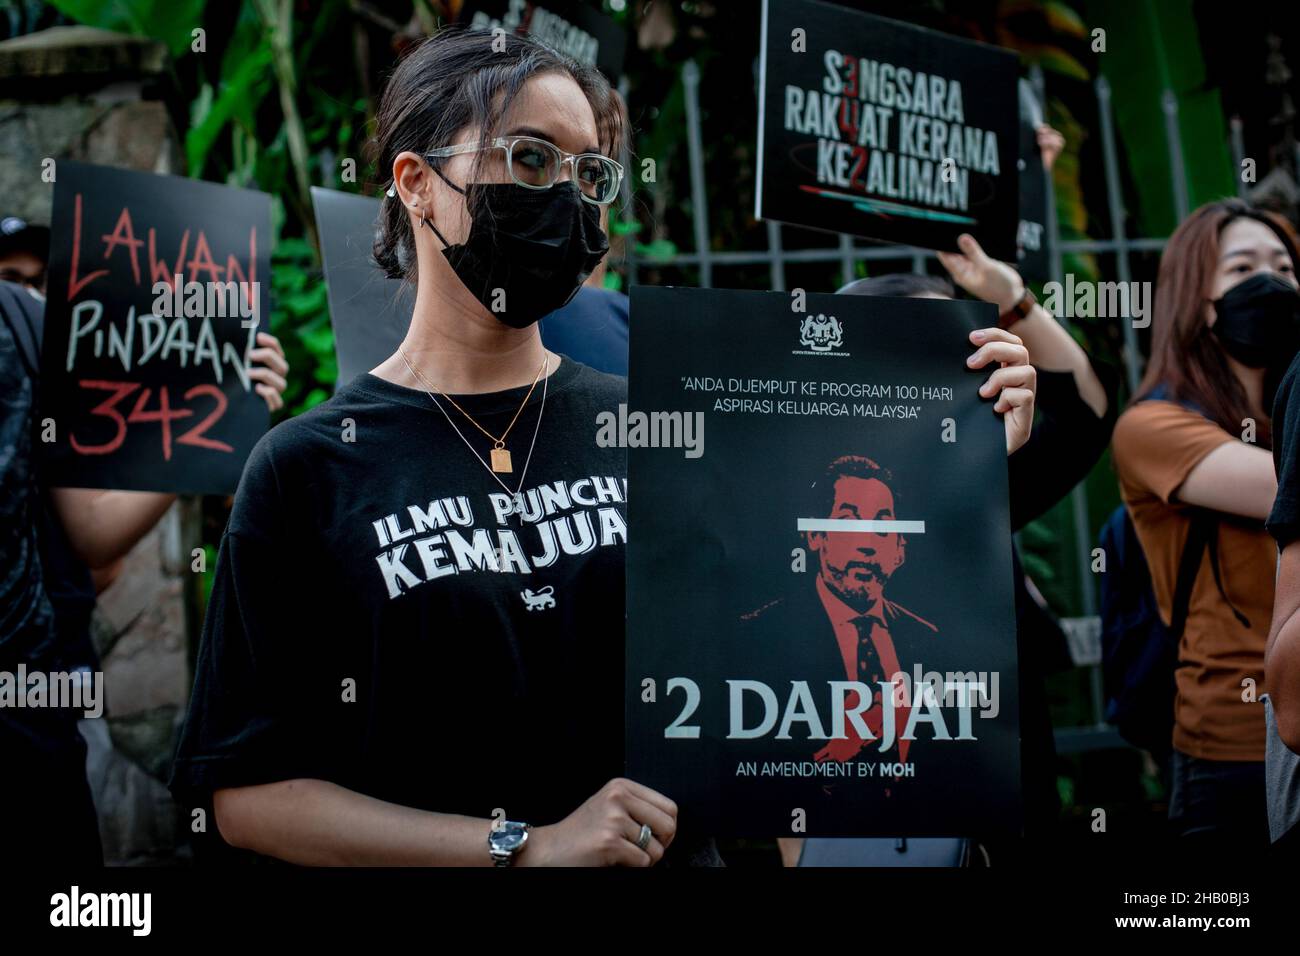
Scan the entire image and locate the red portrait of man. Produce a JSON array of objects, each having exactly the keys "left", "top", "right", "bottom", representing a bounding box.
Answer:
[{"left": 738, "top": 455, "right": 939, "bottom": 769}]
